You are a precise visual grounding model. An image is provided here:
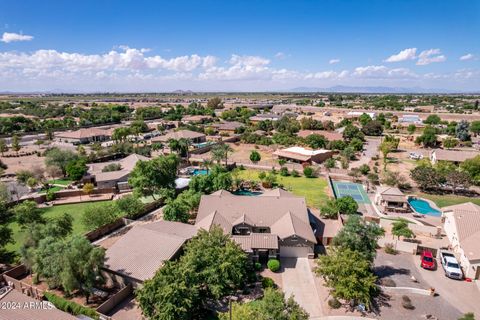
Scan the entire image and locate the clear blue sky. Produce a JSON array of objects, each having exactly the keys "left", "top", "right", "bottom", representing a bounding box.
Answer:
[{"left": 1, "top": 0, "right": 479, "bottom": 91}]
